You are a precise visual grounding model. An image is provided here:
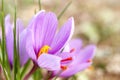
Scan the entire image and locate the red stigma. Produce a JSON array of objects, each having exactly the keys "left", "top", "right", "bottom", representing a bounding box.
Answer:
[
  {"left": 70, "top": 48, "right": 75, "bottom": 53},
  {"left": 61, "top": 66, "right": 67, "bottom": 70},
  {"left": 61, "top": 57, "right": 73, "bottom": 62}
]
